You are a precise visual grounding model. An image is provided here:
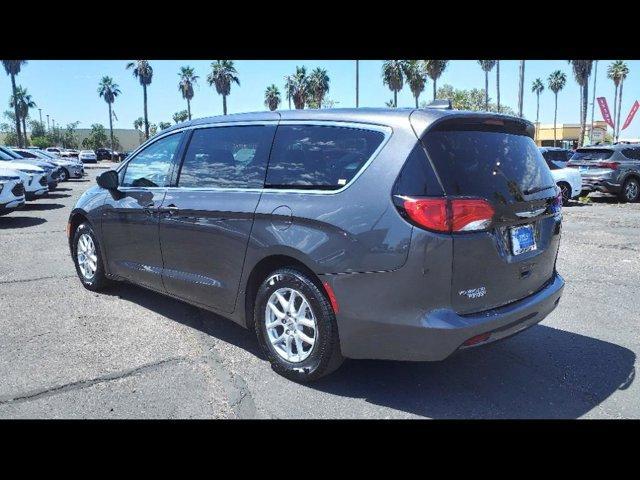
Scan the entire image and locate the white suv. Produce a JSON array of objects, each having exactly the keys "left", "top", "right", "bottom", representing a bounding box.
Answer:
[
  {"left": 0, "top": 167, "right": 26, "bottom": 215},
  {"left": 0, "top": 152, "right": 48, "bottom": 200}
]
